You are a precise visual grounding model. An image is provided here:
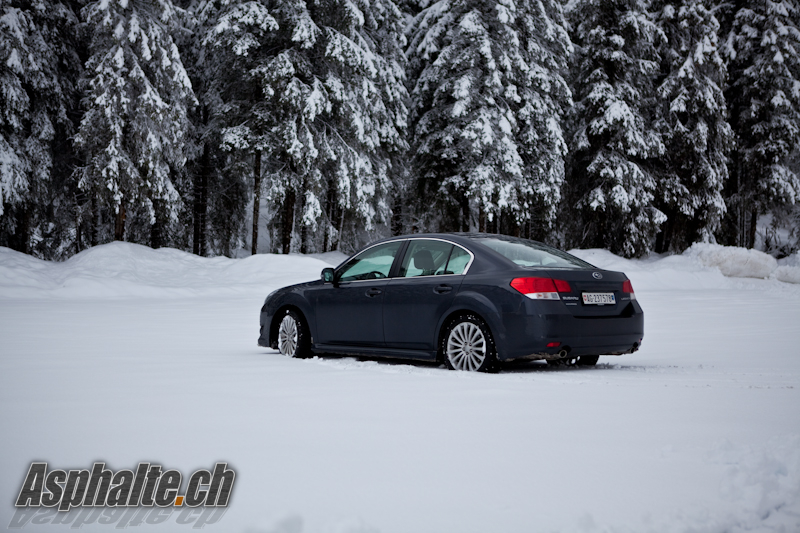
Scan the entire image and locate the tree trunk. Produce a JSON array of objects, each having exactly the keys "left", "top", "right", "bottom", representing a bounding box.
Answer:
[
  {"left": 300, "top": 177, "right": 308, "bottom": 254},
  {"left": 75, "top": 204, "right": 82, "bottom": 255},
  {"left": 325, "top": 182, "right": 338, "bottom": 252},
  {"left": 459, "top": 190, "right": 470, "bottom": 232},
  {"left": 114, "top": 202, "right": 126, "bottom": 241},
  {"left": 655, "top": 208, "right": 674, "bottom": 254},
  {"left": 282, "top": 188, "right": 296, "bottom": 254},
  {"left": 194, "top": 139, "right": 210, "bottom": 256},
  {"left": 251, "top": 151, "right": 262, "bottom": 256},
  {"left": 90, "top": 194, "right": 98, "bottom": 247},
  {"left": 337, "top": 209, "right": 344, "bottom": 251},
  {"left": 390, "top": 192, "right": 403, "bottom": 236},
  {"left": 150, "top": 199, "right": 163, "bottom": 249},
  {"left": 9, "top": 204, "right": 30, "bottom": 254},
  {"left": 748, "top": 207, "right": 758, "bottom": 249}
]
